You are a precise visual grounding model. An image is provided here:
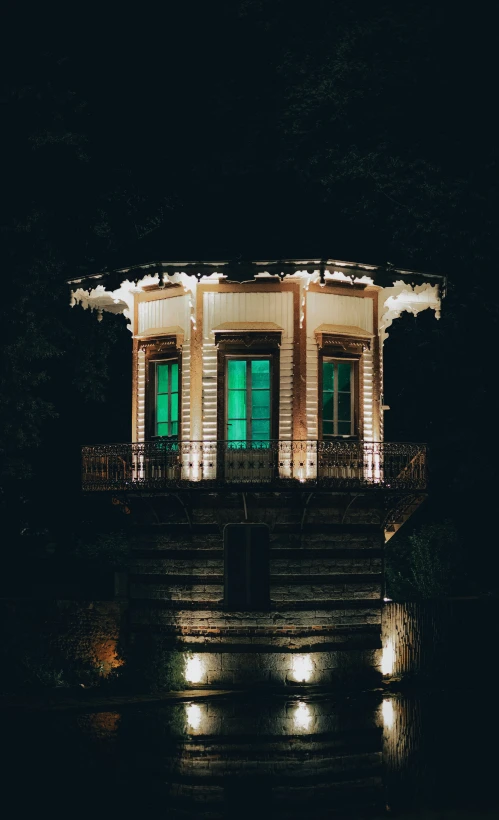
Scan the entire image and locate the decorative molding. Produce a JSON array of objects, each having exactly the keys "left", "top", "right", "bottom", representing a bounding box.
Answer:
[
  {"left": 69, "top": 258, "right": 444, "bottom": 293},
  {"left": 138, "top": 334, "right": 183, "bottom": 353},
  {"left": 70, "top": 271, "right": 198, "bottom": 335},
  {"left": 214, "top": 331, "right": 282, "bottom": 349},
  {"left": 70, "top": 263, "right": 444, "bottom": 337},
  {"left": 316, "top": 333, "right": 370, "bottom": 353},
  {"left": 70, "top": 283, "right": 135, "bottom": 332},
  {"left": 379, "top": 281, "right": 441, "bottom": 342}
]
